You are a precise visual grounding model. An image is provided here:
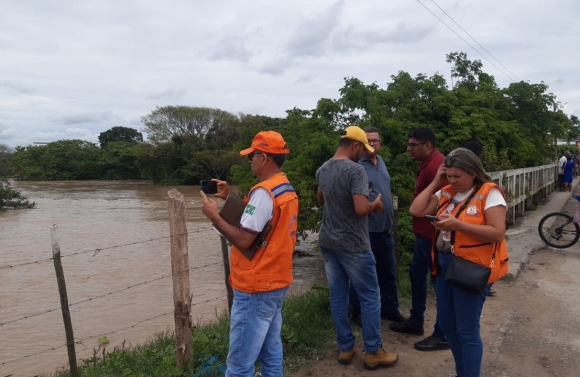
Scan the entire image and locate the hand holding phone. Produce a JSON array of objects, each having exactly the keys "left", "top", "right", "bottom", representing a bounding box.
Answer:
[
  {"left": 425, "top": 215, "right": 440, "bottom": 222},
  {"left": 200, "top": 180, "right": 218, "bottom": 194}
]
